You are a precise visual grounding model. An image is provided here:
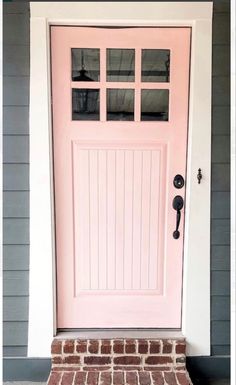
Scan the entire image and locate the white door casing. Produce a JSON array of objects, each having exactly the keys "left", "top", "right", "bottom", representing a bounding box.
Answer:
[{"left": 28, "top": 2, "right": 212, "bottom": 357}]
